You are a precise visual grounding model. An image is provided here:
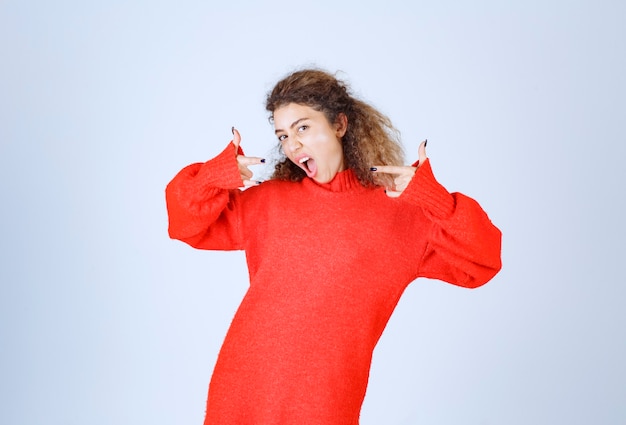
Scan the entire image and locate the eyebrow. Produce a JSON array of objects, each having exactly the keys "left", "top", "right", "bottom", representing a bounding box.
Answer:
[{"left": 274, "top": 117, "right": 308, "bottom": 134}]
